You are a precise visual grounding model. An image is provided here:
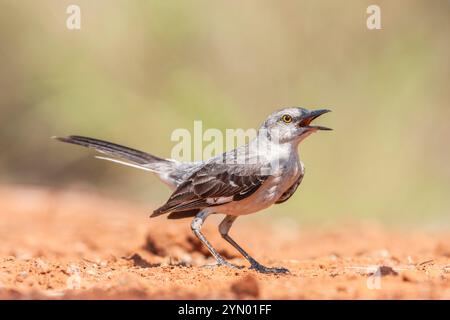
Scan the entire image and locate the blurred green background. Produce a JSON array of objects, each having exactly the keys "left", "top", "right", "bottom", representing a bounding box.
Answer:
[{"left": 0, "top": 0, "right": 449, "bottom": 226}]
